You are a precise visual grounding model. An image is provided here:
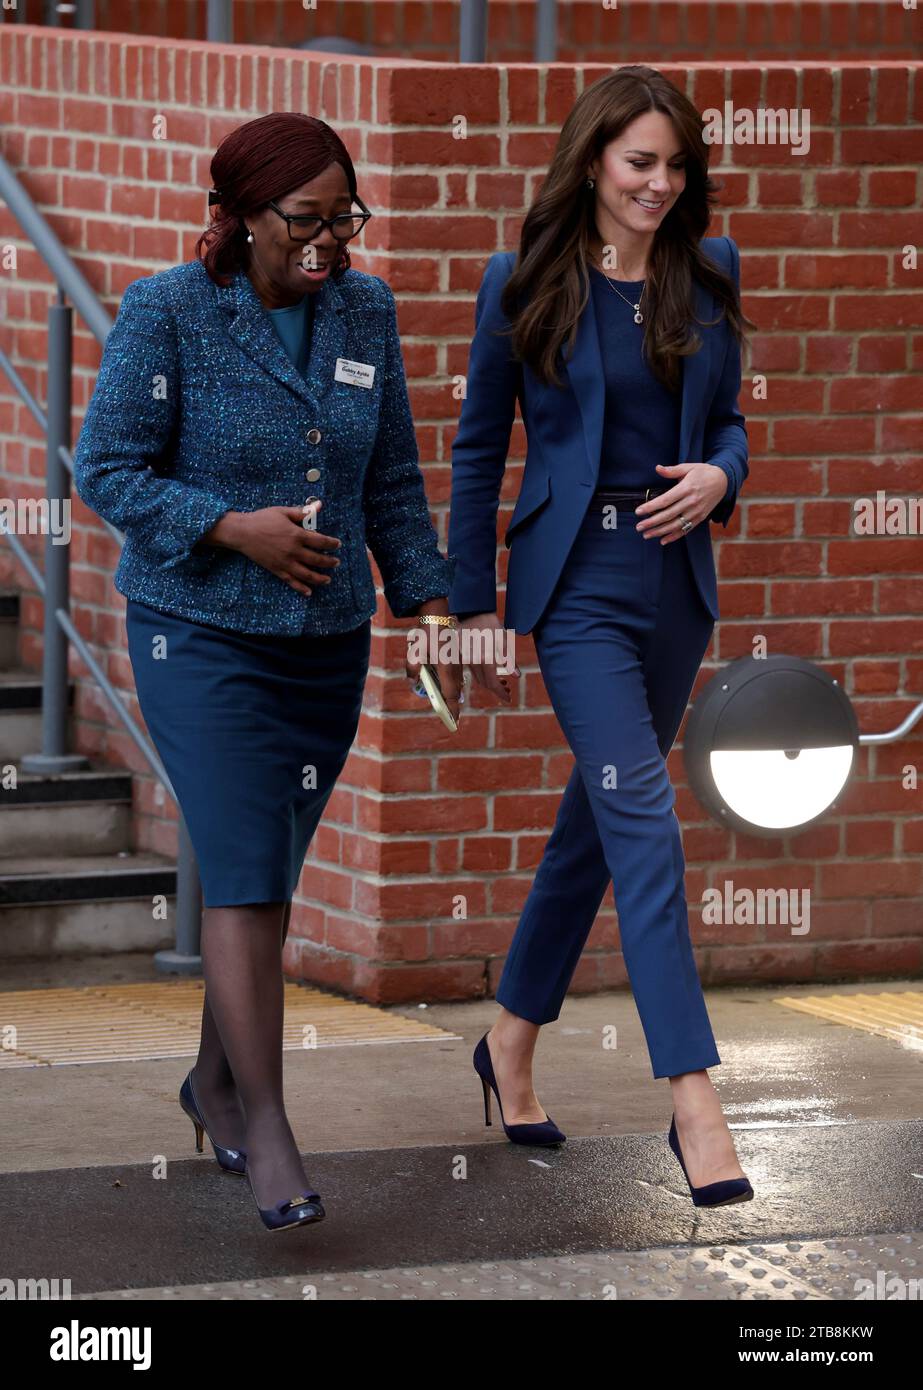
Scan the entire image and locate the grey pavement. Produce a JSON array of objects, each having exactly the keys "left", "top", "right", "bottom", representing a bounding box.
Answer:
[{"left": 1, "top": 953, "right": 921, "bottom": 1301}]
